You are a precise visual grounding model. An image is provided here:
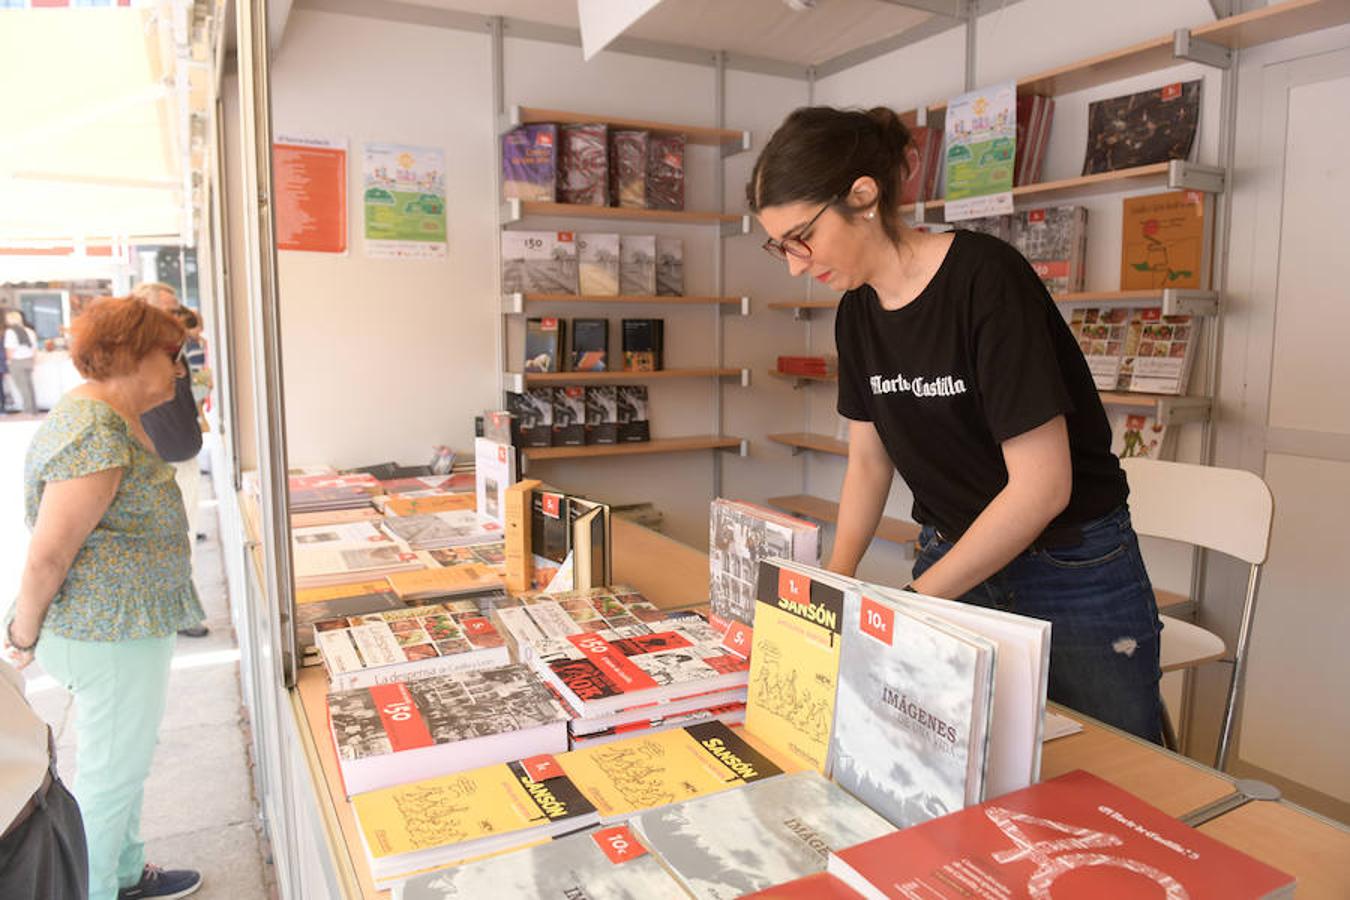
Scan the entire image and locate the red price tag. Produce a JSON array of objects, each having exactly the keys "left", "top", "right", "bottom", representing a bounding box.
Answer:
[
  {"left": 521, "top": 754, "right": 562, "bottom": 782},
  {"left": 860, "top": 596, "right": 895, "bottom": 646},
  {"left": 1027, "top": 208, "right": 1046, "bottom": 223},
  {"left": 557, "top": 231, "right": 574, "bottom": 242},
  {"left": 542, "top": 317, "right": 558, "bottom": 330},
  {"left": 542, "top": 493, "right": 562, "bottom": 518},
  {"left": 592, "top": 825, "right": 648, "bottom": 864},
  {"left": 777, "top": 568, "right": 810, "bottom": 607},
  {"left": 721, "top": 621, "right": 753, "bottom": 658},
  {"left": 497, "top": 445, "right": 508, "bottom": 463},
  {"left": 1161, "top": 82, "right": 1182, "bottom": 101}
]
